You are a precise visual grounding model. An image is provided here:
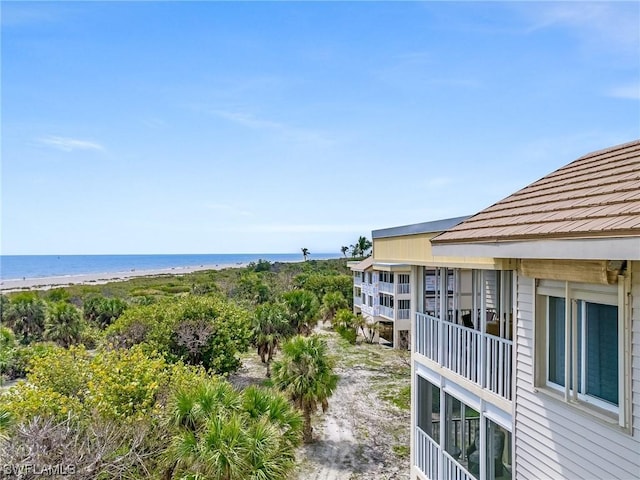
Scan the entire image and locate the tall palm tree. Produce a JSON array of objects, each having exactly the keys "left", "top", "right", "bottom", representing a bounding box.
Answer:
[
  {"left": 301, "top": 247, "right": 310, "bottom": 261},
  {"left": 271, "top": 335, "right": 338, "bottom": 443},
  {"left": 282, "top": 290, "right": 319, "bottom": 335},
  {"left": 251, "top": 303, "right": 292, "bottom": 377},
  {"left": 340, "top": 246, "right": 349, "bottom": 257},
  {"left": 356, "top": 236, "right": 372, "bottom": 257}
]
